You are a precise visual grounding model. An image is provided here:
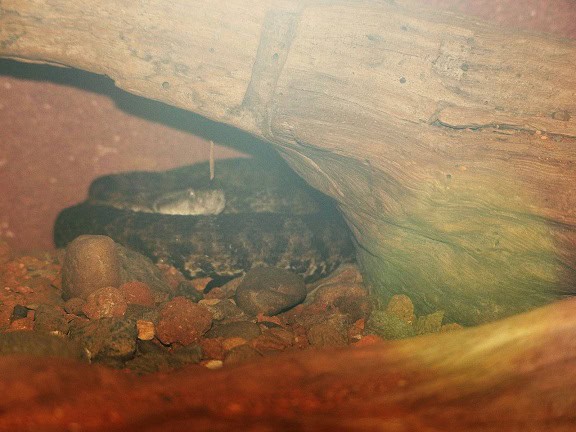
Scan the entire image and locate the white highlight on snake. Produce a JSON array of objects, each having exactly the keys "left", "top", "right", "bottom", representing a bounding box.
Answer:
[{"left": 152, "top": 188, "right": 226, "bottom": 216}]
